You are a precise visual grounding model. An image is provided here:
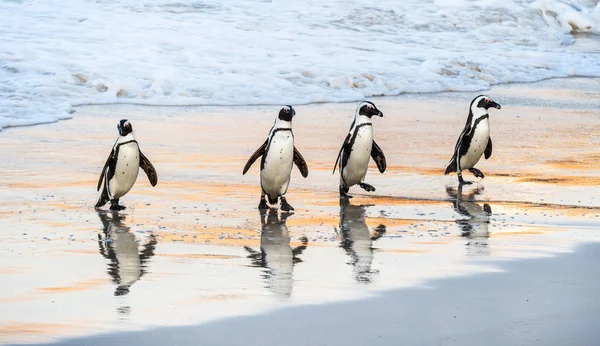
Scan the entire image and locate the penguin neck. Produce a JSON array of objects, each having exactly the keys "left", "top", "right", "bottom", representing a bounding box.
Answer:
[
  {"left": 117, "top": 132, "right": 136, "bottom": 143},
  {"left": 354, "top": 114, "right": 372, "bottom": 126},
  {"left": 470, "top": 108, "right": 488, "bottom": 127},
  {"left": 274, "top": 118, "right": 292, "bottom": 130}
]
